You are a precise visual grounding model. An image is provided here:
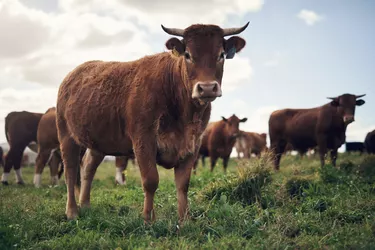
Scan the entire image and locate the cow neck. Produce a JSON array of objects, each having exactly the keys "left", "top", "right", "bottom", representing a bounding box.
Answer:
[{"left": 162, "top": 55, "right": 211, "bottom": 125}]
